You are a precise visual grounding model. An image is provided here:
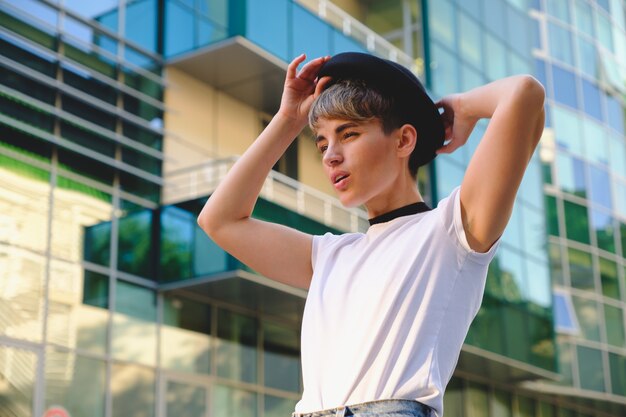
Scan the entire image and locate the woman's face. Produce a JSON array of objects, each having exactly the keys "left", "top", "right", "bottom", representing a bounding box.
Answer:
[{"left": 314, "top": 117, "right": 404, "bottom": 209}]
